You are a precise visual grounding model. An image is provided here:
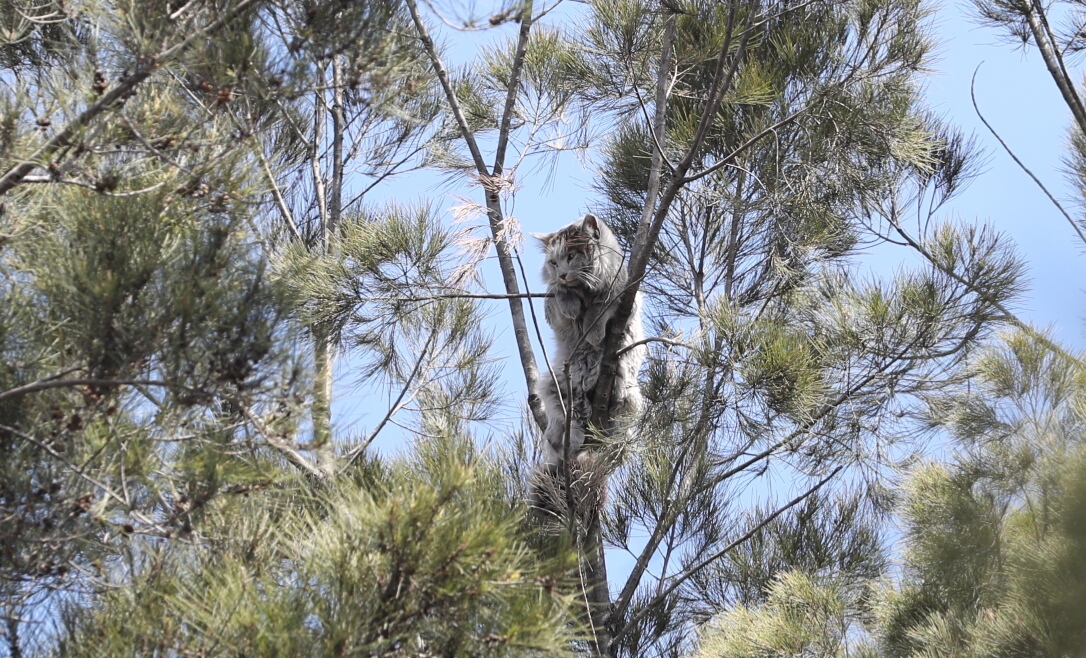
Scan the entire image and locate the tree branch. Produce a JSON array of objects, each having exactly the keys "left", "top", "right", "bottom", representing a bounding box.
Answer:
[
  {"left": 611, "top": 465, "right": 843, "bottom": 651},
  {"left": 0, "top": 0, "right": 266, "bottom": 196},
  {"left": 236, "top": 402, "right": 328, "bottom": 480},
  {"left": 970, "top": 67, "right": 1086, "bottom": 247},
  {"left": 405, "top": 0, "right": 489, "bottom": 173},
  {"left": 407, "top": 0, "right": 546, "bottom": 429},
  {"left": 887, "top": 218, "right": 1085, "bottom": 369},
  {"left": 0, "top": 377, "right": 174, "bottom": 404},
  {"left": 1025, "top": 0, "right": 1086, "bottom": 134},
  {"left": 591, "top": 0, "right": 759, "bottom": 430},
  {"left": 339, "top": 329, "right": 437, "bottom": 472},
  {"left": 615, "top": 336, "right": 691, "bottom": 358}
]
